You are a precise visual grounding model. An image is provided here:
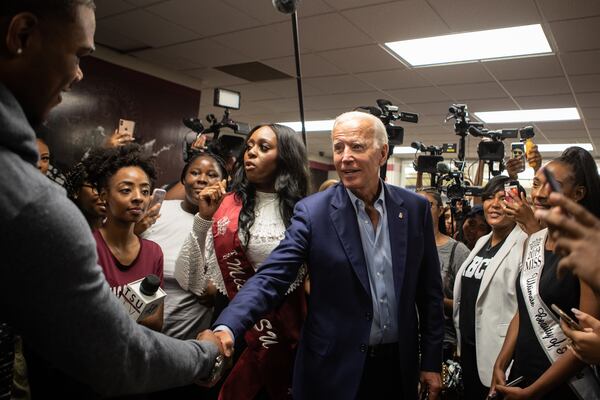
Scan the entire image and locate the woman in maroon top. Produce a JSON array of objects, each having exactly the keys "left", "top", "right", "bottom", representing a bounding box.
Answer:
[{"left": 87, "top": 144, "right": 164, "bottom": 332}]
